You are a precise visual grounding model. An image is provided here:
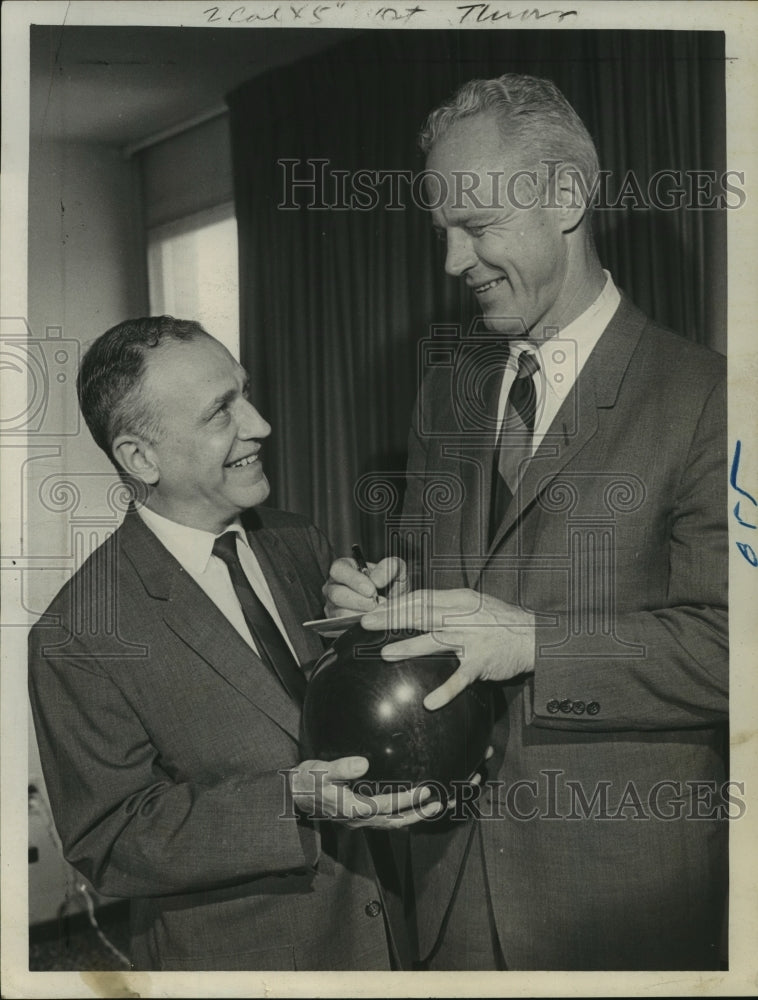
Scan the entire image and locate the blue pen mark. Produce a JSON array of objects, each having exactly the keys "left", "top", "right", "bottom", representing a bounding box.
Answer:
[
  {"left": 730, "top": 441, "right": 757, "bottom": 505},
  {"left": 734, "top": 502, "right": 757, "bottom": 528},
  {"left": 731, "top": 440, "right": 757, "bottom": 567}
]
